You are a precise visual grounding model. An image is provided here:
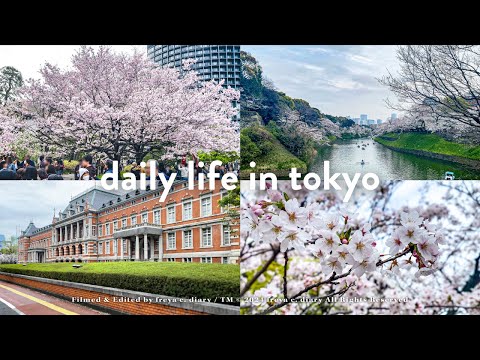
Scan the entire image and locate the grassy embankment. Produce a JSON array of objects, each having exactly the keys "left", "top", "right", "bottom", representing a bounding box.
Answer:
[
  {"left": 0, "top": 262, "right": 240, "bottom": 302},
  {"left": 240, "top": 124, "right": 308, "bottom": 176},
  {"left": 375, "top": 132, "right": 480, "bottom": 160}
]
